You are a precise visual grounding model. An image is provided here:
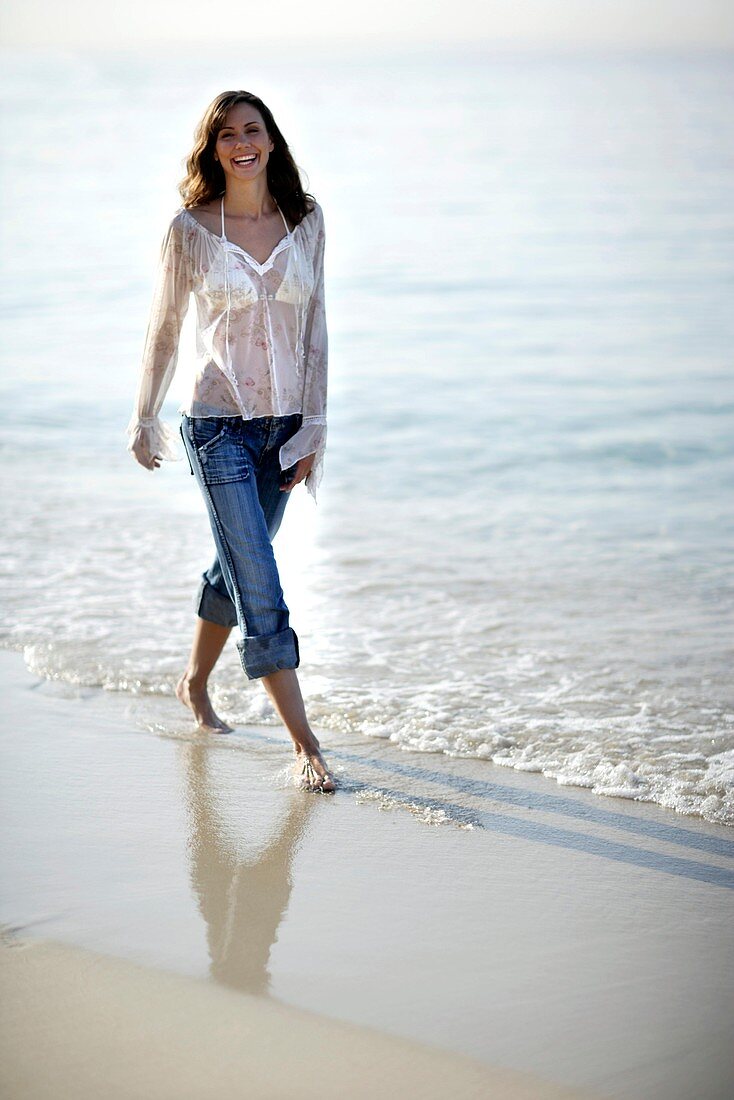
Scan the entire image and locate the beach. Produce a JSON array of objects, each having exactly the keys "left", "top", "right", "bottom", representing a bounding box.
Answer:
[
  {"left": 1, "top": 44, "right": 733, "bottom": 1100},
  {"left": 1, "top": 649, "right": 732, "bottom": 1099}
]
